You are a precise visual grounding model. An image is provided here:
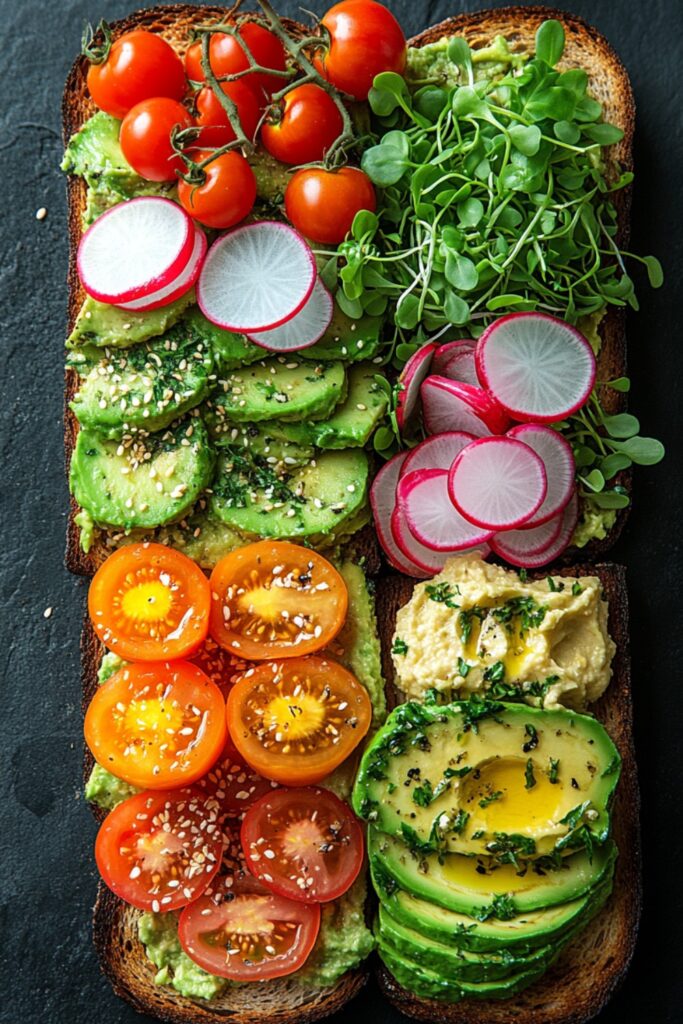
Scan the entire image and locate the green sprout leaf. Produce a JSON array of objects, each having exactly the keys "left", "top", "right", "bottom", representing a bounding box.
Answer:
[{"left": 535, "top": 19, "right": 565, "bottom": 67}]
